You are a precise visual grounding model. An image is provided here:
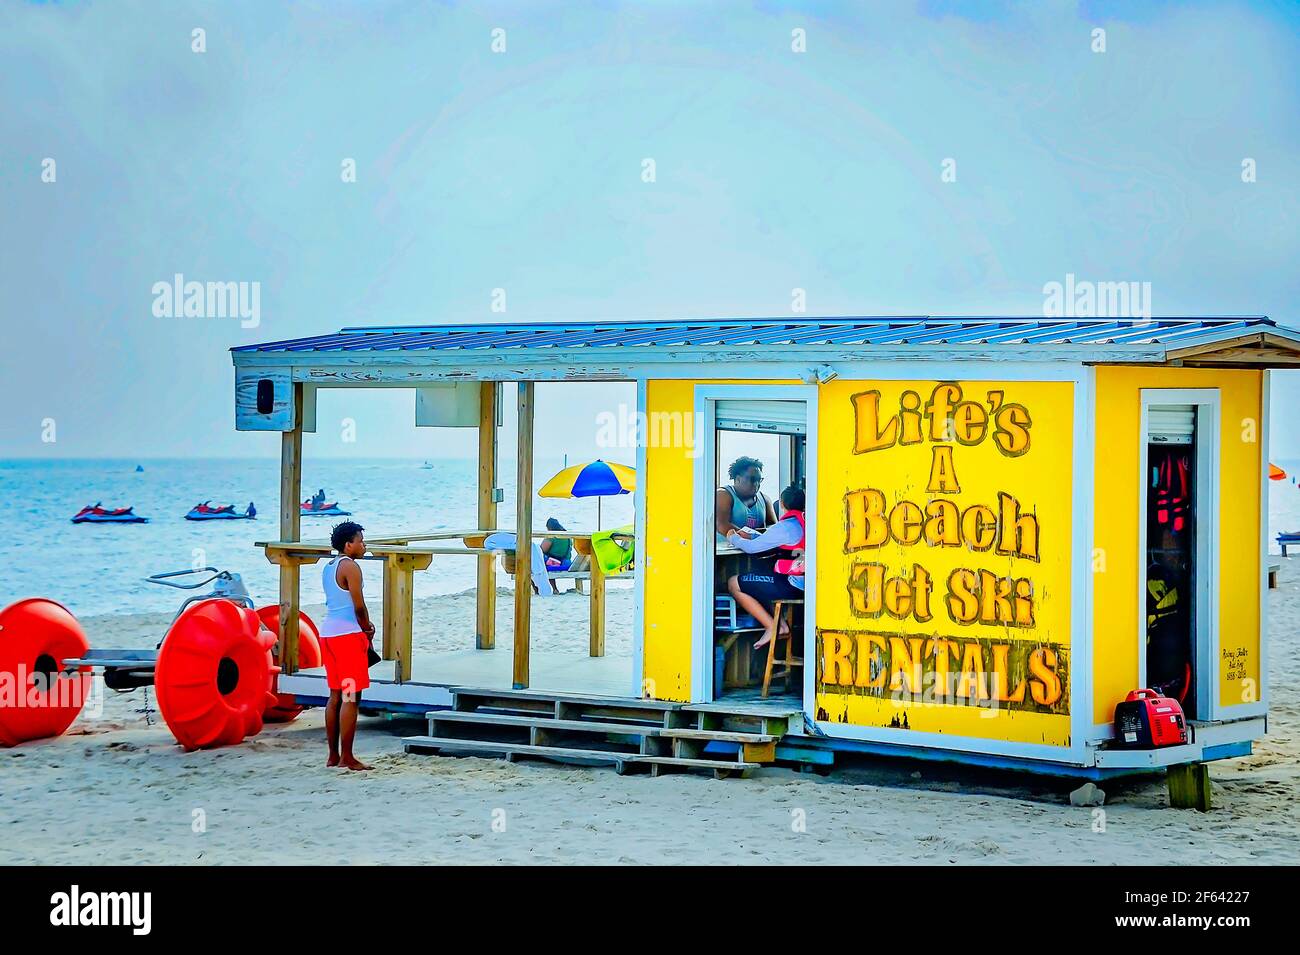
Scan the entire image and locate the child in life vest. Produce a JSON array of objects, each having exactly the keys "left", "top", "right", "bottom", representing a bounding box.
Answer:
[{"left": 724, "top": 485, "right": 805, "bottom": 649}]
